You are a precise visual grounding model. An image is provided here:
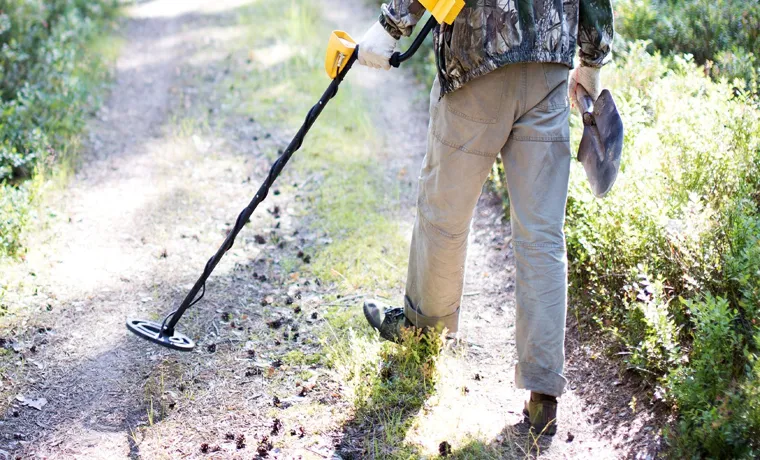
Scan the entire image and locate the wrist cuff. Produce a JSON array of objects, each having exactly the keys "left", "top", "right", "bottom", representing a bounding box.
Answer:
[{"left": 379, "top": 13, "right": 403, "bottom": 40}]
